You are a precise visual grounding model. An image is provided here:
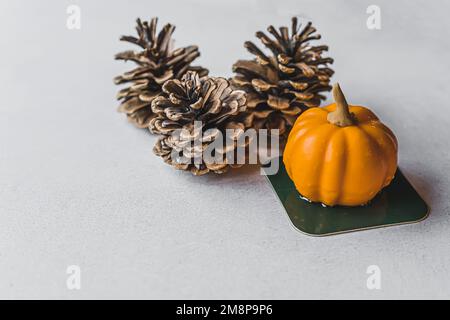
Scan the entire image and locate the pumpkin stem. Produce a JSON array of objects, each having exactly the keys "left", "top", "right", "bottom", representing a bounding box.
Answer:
[{"left": 327, "top": 83, "right": 355, "bottom": 127}]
